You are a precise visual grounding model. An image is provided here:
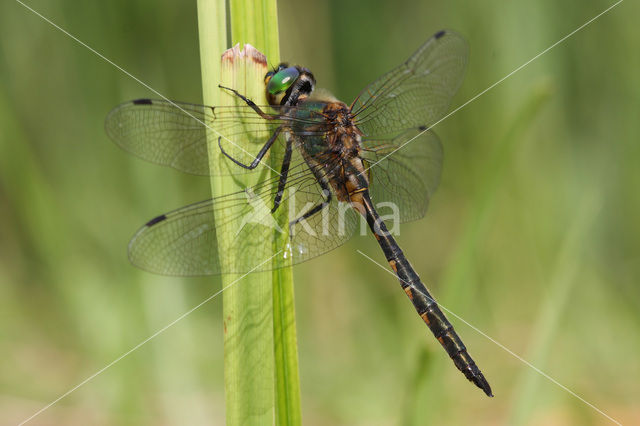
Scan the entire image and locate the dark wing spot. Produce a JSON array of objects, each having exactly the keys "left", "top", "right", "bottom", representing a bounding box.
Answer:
[
  {"left": 434, "top": 30, "right": 446, "bottom": 39},
  {"left": 418, "top": 125, "right": 428, "bottom": 131},
  {"left": 133, "top": 98, "right": 153, "bottom": 105},
  {"left": 145, "top": 214, "right": 167, "bottom": 227}
]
